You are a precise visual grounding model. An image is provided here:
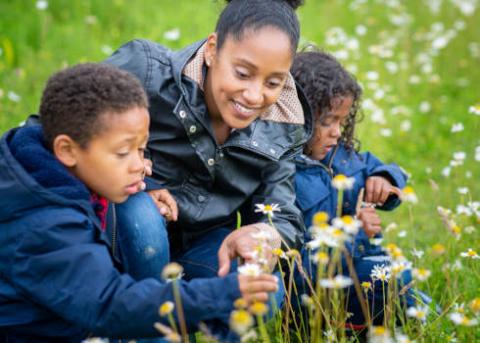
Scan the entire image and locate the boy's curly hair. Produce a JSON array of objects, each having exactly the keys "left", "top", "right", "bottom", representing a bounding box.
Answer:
[
  {"left": 40, "top": 63, "right": 148, "bottom": 149},
  {"left": 291, "top": 49, "right": 362, "bottom": 151}
]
